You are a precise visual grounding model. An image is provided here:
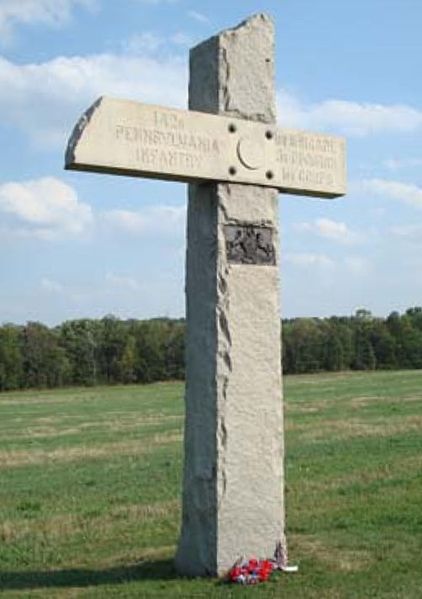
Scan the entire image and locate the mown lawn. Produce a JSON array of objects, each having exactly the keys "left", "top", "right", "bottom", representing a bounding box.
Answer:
[{"left": 0, "top": 371, "right": 421, "bottom": 597}]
